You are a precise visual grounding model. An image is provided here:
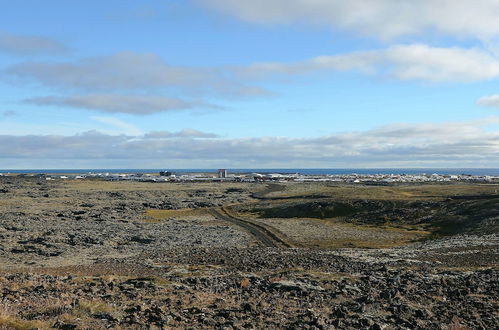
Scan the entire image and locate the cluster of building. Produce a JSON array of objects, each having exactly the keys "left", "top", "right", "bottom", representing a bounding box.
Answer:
[
  {"left": 95, "top": 171, "right": 499, "bottom": 184},
  {"left": 1, "top": 170, "right": 498, "bottom": 184},
  {"left": 293, "top": 173, "right": 499, "bottom": 184}
]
